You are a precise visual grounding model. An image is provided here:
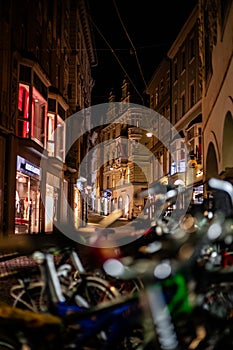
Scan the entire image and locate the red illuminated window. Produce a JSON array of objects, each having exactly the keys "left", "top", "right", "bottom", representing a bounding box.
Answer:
[
  {"left": 17, "top": 84, "right": 47, "bottom": 147},
  {"left": 17, "top": 84, "right": 29, "bottom": 138}
]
